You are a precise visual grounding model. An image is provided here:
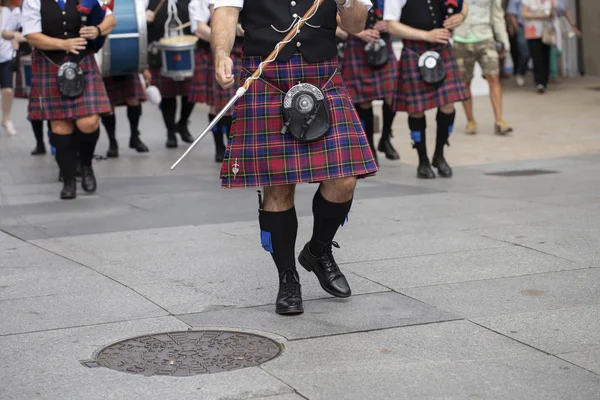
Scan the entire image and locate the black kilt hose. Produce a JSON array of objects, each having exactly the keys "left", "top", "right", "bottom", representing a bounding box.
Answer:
[
  {"left": 340, "top": 35, "right": 398, "bottom": 103},
  {"left": 28, "top": 50, "right": 112, "bottom": 121},
  {"left": 392, "top": 40, "right": 469, "bottom": 114},
  {"left": 103, "top": 74, "right": 146, "bottom": 108}
]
